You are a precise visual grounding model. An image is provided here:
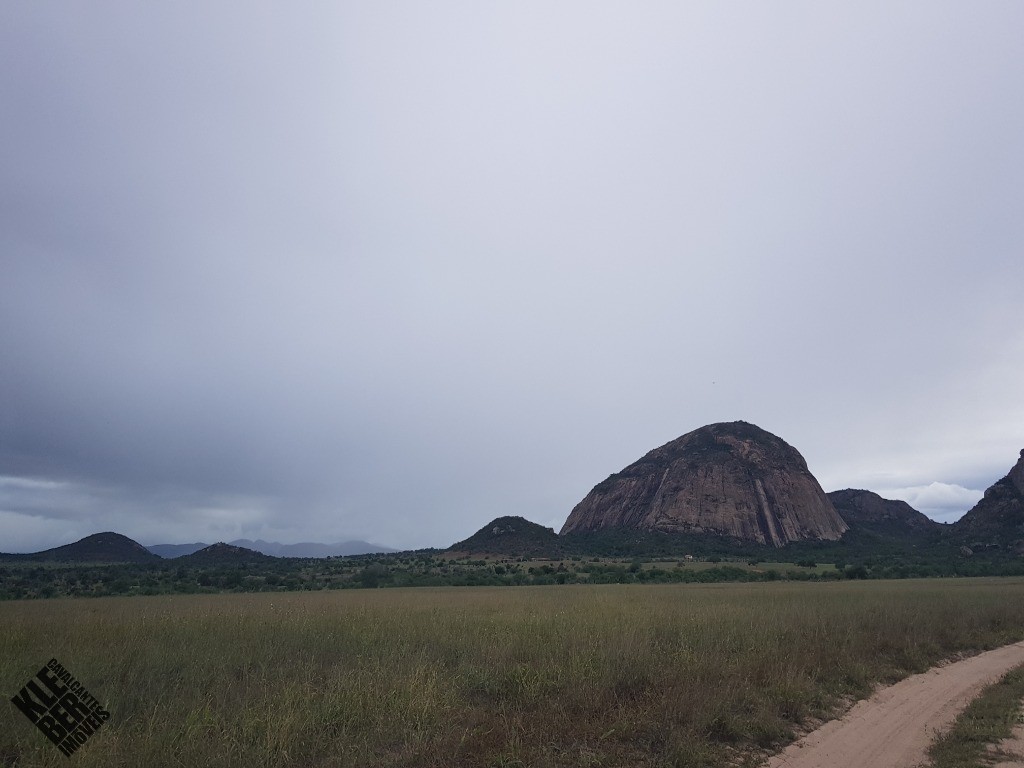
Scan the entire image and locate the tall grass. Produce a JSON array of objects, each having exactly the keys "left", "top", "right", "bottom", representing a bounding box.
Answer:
[{"left": 3, "top": 579, "right": 1024, "bottom": 767}]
